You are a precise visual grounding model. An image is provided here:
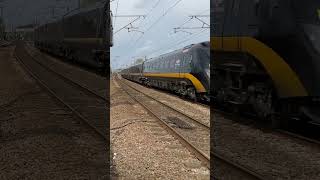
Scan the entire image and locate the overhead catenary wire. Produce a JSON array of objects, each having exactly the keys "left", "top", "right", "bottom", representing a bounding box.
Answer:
[
  {"left": 123, "top": 0, "right": 163, "bottom": 49},
  {"left": 113, "top": 15, "right": 145, "bottom": 35},
  {"left": 113, "top": 1, "right": 209, "bottom": 69},
  {"left": 147, "top": 28, "right": 208, "bottom": 58},
  {"left": 113, "top": 0, "right": 161, "bottom": 39},
  {"left": 113, "top": 0, "right": 120, "bottom": 28},
  {"left": 131, "top": 0, "right": 184, "bottom": 47},
  {"left": 113, "top": 0, "right": 165, "bottom": 58}
]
